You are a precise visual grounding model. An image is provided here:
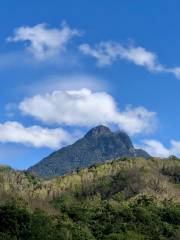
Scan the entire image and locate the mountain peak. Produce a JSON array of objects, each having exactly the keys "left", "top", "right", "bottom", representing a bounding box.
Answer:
[
  {"left": 85, "top": 125, "right": 111, "bottom": 138},
  {"left": 28, "top": 125, "right": 150, "bottom": 178}
]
